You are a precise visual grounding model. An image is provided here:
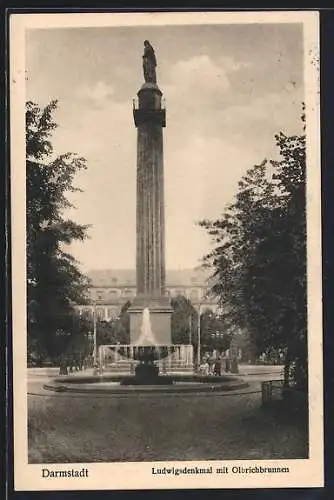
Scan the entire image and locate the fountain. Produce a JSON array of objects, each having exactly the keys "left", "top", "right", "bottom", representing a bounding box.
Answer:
[
  {"left": 138, "top": 307, "right": 155, "bottom": 345},
  {"left": 48, "top": 317, "right": 246, "bottom": 391},
  {"left": 119, "top": 307, "right": 174, "bottom": 385}
]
